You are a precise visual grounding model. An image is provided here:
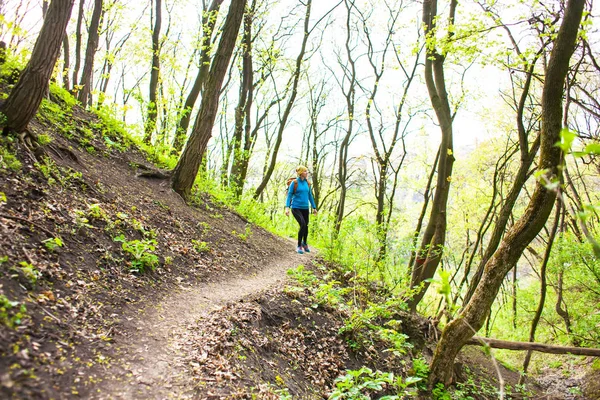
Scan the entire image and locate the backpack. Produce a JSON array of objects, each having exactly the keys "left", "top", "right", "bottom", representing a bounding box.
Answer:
[{"left": 286, "top": 177, "right": 310, "bottom": 195}]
